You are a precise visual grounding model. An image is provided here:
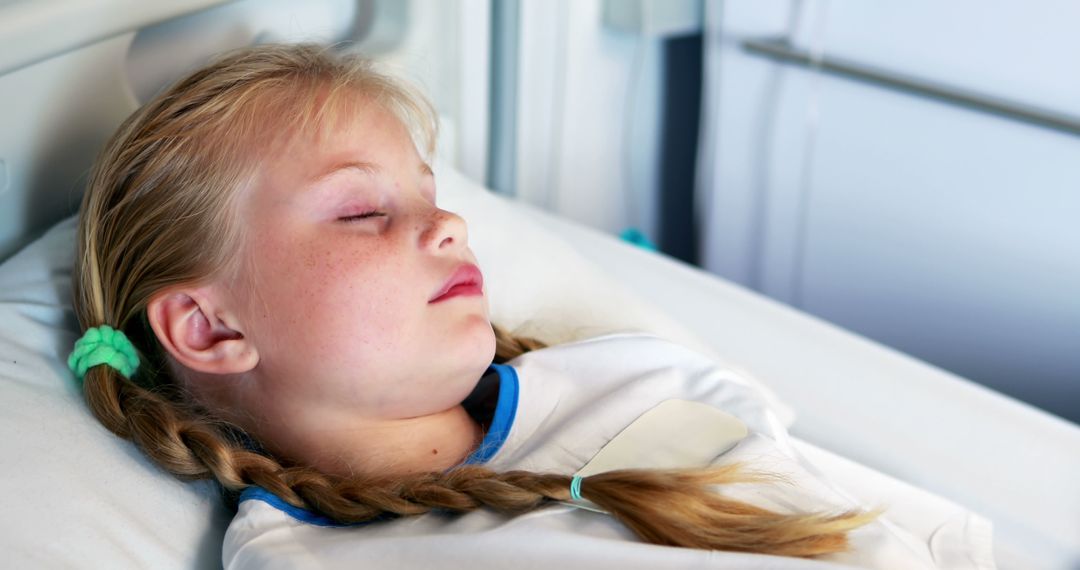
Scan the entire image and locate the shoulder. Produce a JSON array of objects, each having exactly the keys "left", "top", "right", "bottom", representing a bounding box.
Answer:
[
  {"left": 511, "top": 331, "right": 717, "bottom": 367},
  {"left": 503, "top": 330, "right": 785, "bottom": 442},
  {"left": 507, "top": 331, "right": 744, "bottom": 391},
  {"left": 504, "top": 330, "right": 769, "bottom": 418}
]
